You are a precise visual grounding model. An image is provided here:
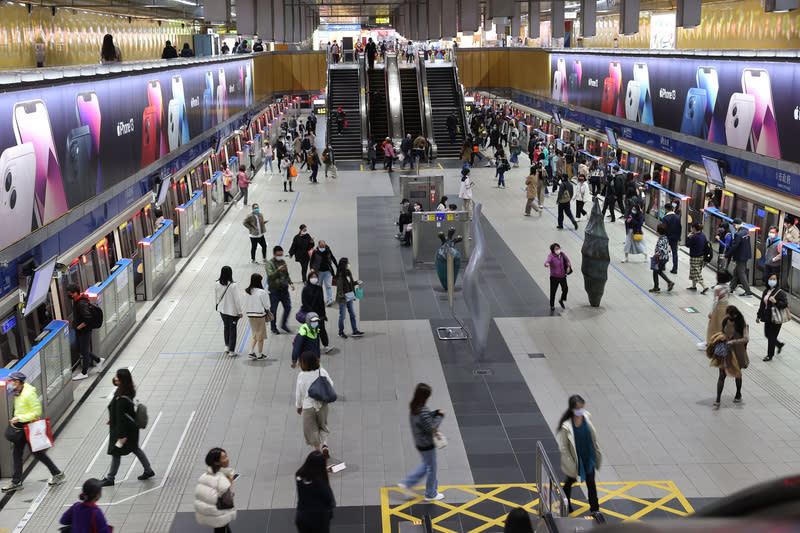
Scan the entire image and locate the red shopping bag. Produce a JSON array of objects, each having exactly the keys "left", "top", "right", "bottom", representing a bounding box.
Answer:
[{"left": 24, "top": 418, "right": 53, "bottom": 452}]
